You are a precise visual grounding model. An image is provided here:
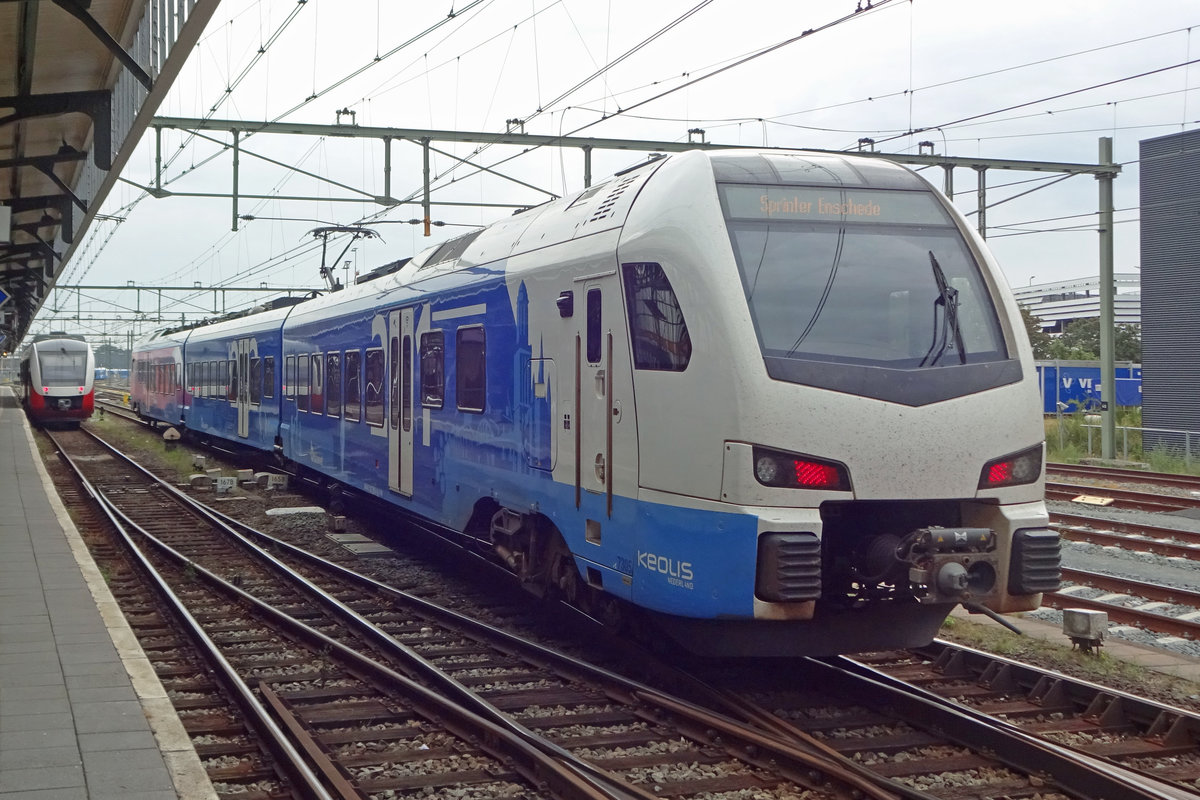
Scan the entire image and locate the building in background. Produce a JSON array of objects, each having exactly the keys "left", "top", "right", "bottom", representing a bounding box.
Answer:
[
  {"left": 1140, "top": 128, "right": 1200, "bottom": 445},
  {"left": 1012, "top": 274, "right": 1140, "bottom": 333}
]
